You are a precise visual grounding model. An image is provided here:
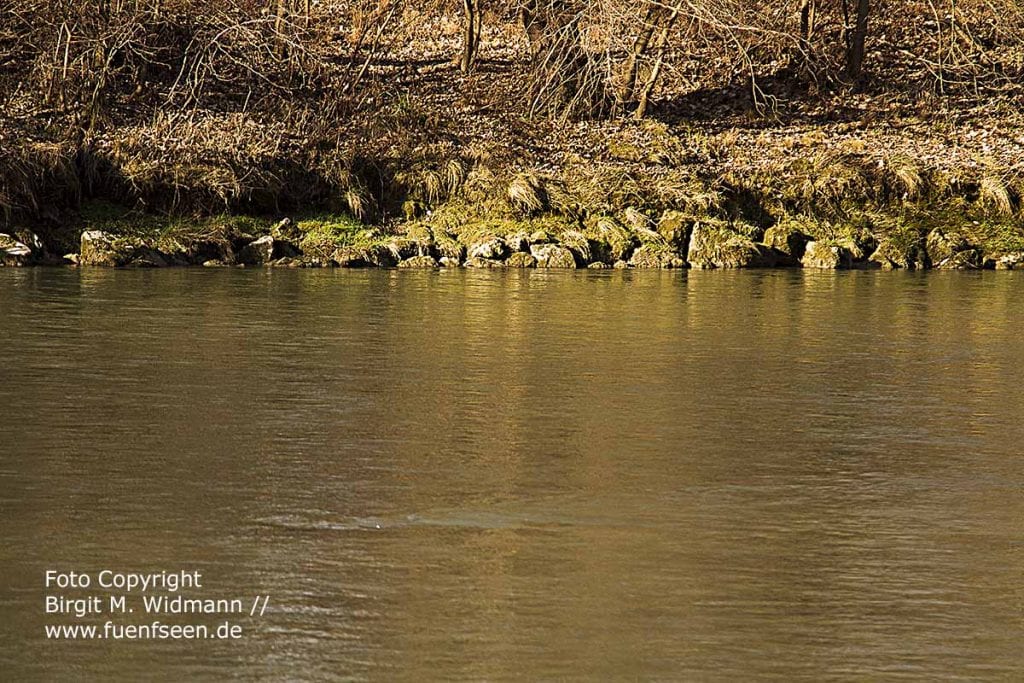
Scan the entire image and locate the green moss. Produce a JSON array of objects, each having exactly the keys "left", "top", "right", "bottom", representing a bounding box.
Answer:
[
  {"left": 78, "top": 200, "right": 273, "bottom": 253},
  {"left": 296, "top": 213, "right": 377, "bottom": 259}
]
